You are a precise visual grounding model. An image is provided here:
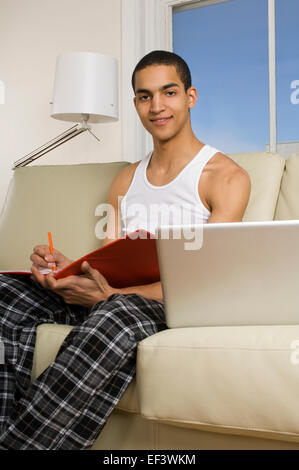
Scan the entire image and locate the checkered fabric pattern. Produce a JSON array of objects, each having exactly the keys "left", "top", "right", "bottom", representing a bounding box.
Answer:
[{"left": 0, "top": 274, "right": 167, "bottom": 449}]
